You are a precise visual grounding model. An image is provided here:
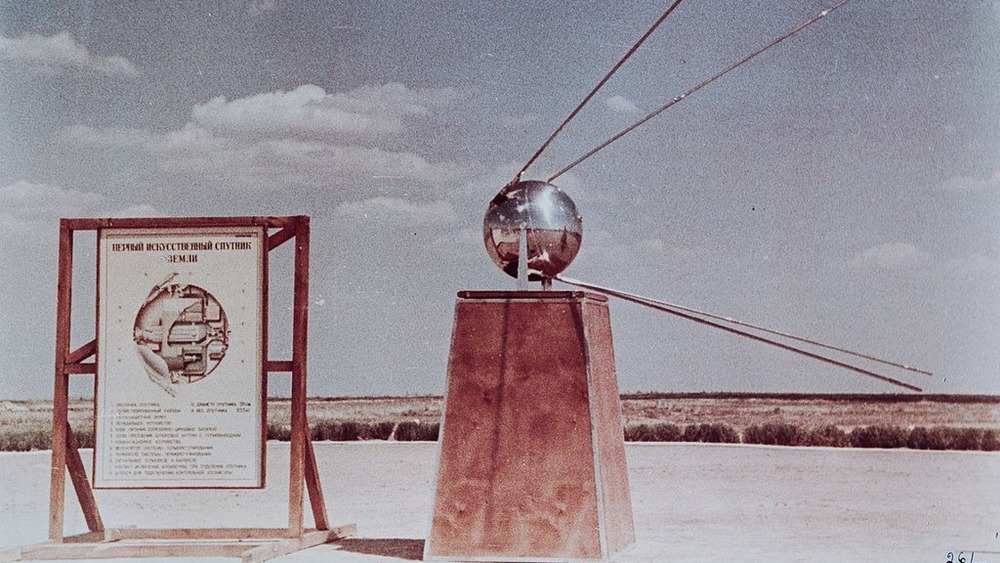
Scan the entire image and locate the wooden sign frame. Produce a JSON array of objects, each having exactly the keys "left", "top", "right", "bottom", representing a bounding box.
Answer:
[{"left": 28, "top": 216, "right": 353, "bottom": 562}]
